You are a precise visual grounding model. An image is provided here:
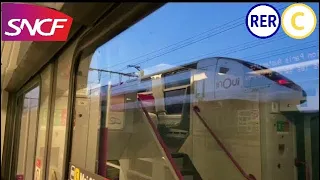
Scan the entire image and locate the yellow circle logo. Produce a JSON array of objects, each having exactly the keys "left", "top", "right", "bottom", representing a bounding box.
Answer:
[{"left": 282, "top": 3, "right": 317, "bottom": 39}]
